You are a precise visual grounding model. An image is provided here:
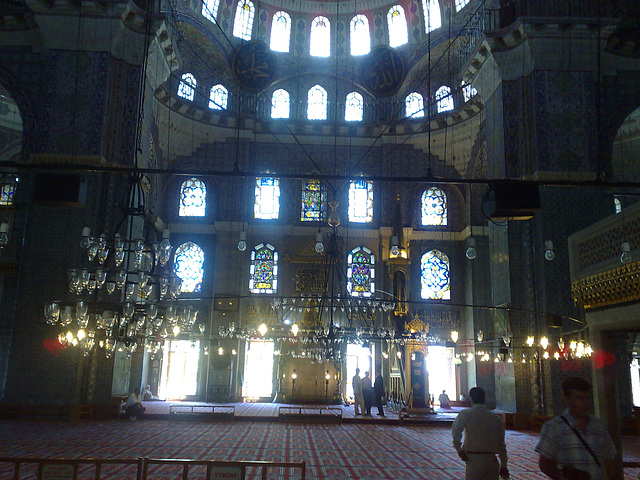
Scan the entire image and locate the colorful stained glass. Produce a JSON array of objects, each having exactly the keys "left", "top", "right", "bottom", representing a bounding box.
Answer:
[
  {"left": 0, "top": 176, "right": 18, "bottom": 206},
  {"left": 348, "top": 179, "right": 373, "bottom": 223},
  {"left": 173, "top": 242, "right": 204, "bottom": 293},
  {"left": 301, "top": 179, "right": 326, "bottom": 221},
  {"left": 254, "top": 176, "right": 280, "bottom": 219},
  {"left": 250, "top": 243, "right": 278, "bottom": 294},
  {"left": 421, "top": 187, "right": 447, "bottom": 226},
  {"left": 421, "top": 249, "right": 450, "bottom": 300},
  {"left": 179, "top": 177, "right": 206, "bottom": 217},
  {"left": 347, "top": 247, "right": 375, "bottom": 297}
]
